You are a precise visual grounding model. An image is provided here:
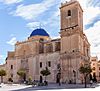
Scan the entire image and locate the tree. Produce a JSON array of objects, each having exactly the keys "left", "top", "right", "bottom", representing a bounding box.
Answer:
[
  {"left": 79, "top": 65, "right": 92, "bottom": 88},
  {"left": 40, "top": 67, "right": 51, "bottom": 85},
  {"left": 17, "top": 69, "right": 26, "bottom": 83},
  {"left": 28, "top": 76, "right": 32, "bottom": 85},
  {"left": 28, "top": 76, "right": 32, "bottom": 82},
  {"left": 0, "top": 69, "right": 6, "bottom": 83}
]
